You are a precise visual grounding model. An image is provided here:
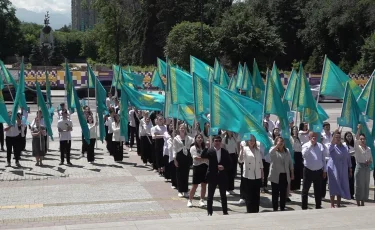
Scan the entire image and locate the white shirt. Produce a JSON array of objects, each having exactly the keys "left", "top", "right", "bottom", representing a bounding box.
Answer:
[
  {"left": 321, "top": 131, "right": 332, "bottom": 148},
  {"left": 151, "top": 125, "right": 167, "bottom": 139},
  {"left": 239, "top": 146, "right": 263, "bottom": 179},
  {"left": 105, "top": 117, "right": 113, "bottom": 133},
  {"left": 128, "top": 110, "right": 136, "bottom": 127},
  {"left": 112, "top": 122, "right": 124, "bottom": 141},
  {"left": 291, "top": 136, "right": 302, "bottom": 152},
  {"left": 88, "top": 123, "right": 96, "bottom": 139},
  {"left": 106, "top": 97, "right": 112, "bottom": 108},
  {"left": 57, "top": 119, "right": 72, "bottom": 141},
  {"left": 343, "top": 143, "right": 355, "bottom": 156},
  {"left": 4, "top": 123, "right": 21, "bottom": 137},
  {"left": 139, "top": 119, "right": 152, "bottom": 136},
  {"left": 172, "top": 135, "right": 194, "bottom": 158},
  {"left": 264, "top": 119, "right": 275, "bottom": 134},
  {"left": 299, "top": 131, "right": 310, "bottom": 146},
  {"left": 215, "top": 147, "right": 221, "bottom": 163},
  {"left": 190, "top": 145, "right": 209, "bottom": 166},
  {"left": 354, "top": 140, "right": 372, "bottom": 164},
  {"left": 223, "top": 135, "right": 237, "bottom": 154},
  {"left": 58, "top": 110, "right": 71, "bottom": 120}
]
